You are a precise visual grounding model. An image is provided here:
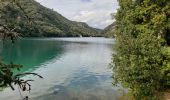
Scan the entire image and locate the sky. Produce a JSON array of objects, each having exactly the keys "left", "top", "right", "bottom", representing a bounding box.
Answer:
[{"left": 36, "top": 0, "right": 119, "bottom": 29}]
